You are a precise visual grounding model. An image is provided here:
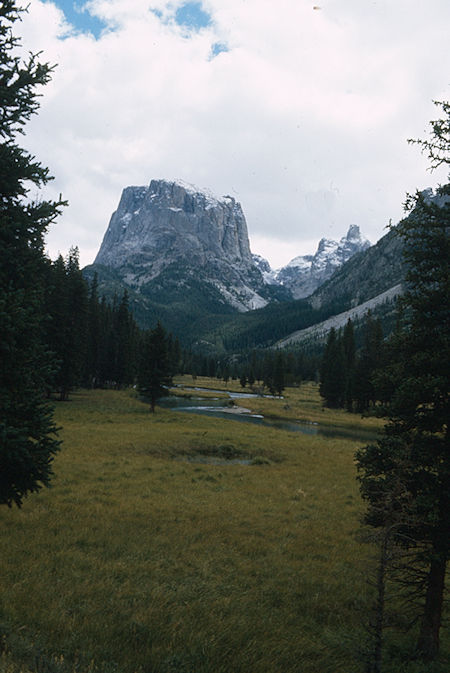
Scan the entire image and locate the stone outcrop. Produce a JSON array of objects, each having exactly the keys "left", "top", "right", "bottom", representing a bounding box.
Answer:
[
  {"left": 271, "top": 225, "right": 371, "bottom": 299},
  {"left": 94, "top": 179, "right": 268, "bottom": 311}
]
